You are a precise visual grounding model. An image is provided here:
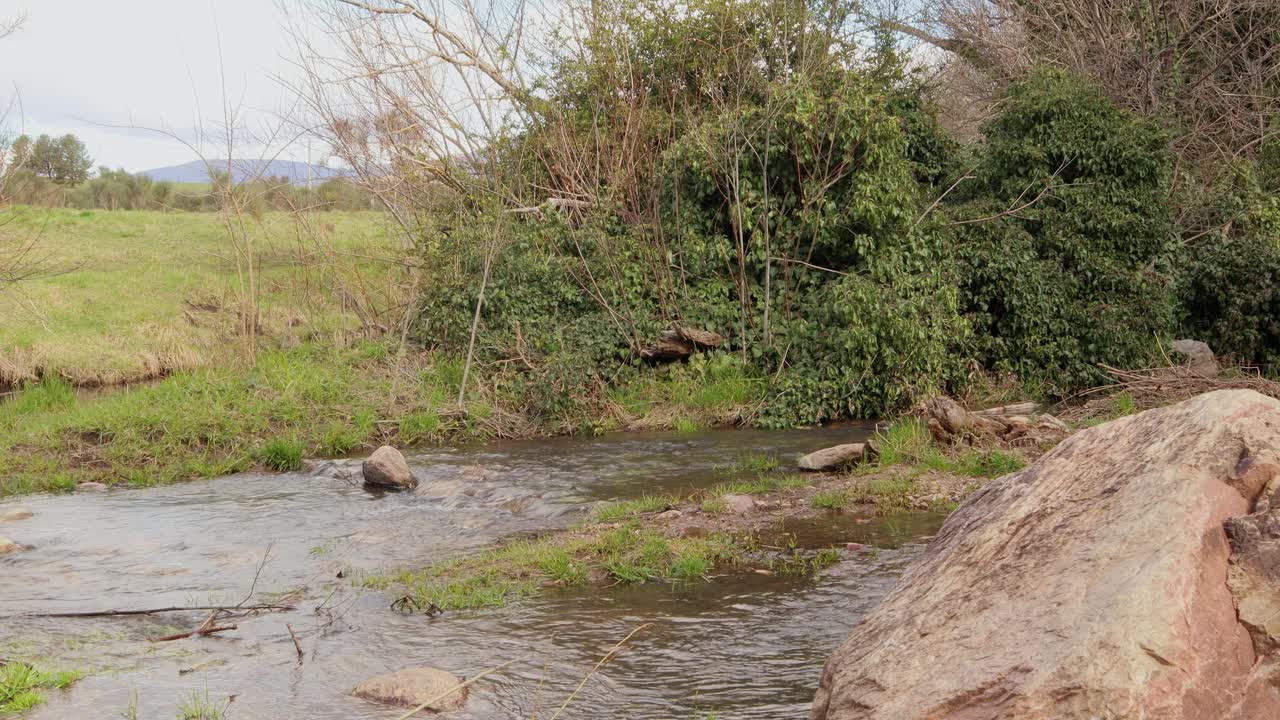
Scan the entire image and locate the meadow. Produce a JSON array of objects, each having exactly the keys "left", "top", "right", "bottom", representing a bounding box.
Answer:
[{"left": 0, "top": 207, "right": 403, "bottom": 387}]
